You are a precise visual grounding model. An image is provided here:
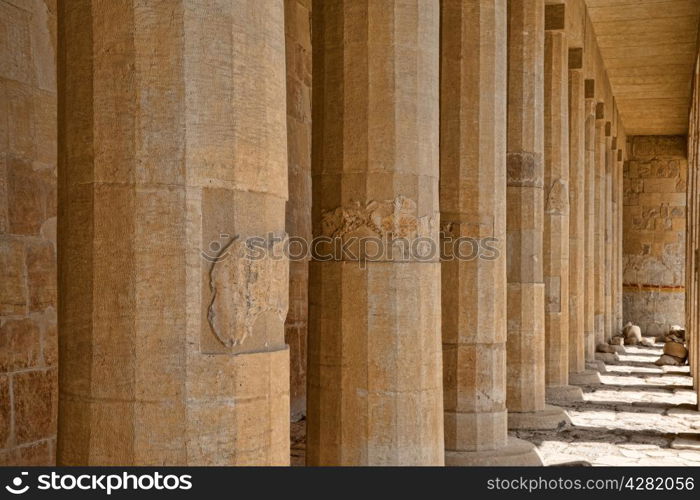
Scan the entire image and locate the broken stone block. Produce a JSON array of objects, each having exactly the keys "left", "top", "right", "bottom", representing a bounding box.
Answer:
[
  {"left": 610, "top": 336, "right": 624, "bottom": 346},
  {"left": 663, "top": 342, "right": 688, "bottom": 359},
  {"left": 669, "top": 324, "right": 685, "bottom": 335},
  {"left": 654, "top": 354, "right": 684, "bottom": 366},
  {"left": 623, "top": 322, "right": 642, "bottom": 342},
  {"left": 624, "top": 336, "right": 639, "bottom": 346},
  {"left": 640, "top": 337, "right": 655, "bottom": 347},
  {"left": 595, "top": 352, "right": 619, "bottom": 363},
  {"left": 596, "top": 343, "right": 615, "bottom": 353}
]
